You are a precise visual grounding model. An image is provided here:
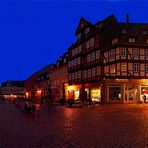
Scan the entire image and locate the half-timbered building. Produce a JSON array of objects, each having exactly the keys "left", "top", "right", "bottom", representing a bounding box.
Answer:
[{"left": 66, "top": 14, "right": 148, "bottom": 103}]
